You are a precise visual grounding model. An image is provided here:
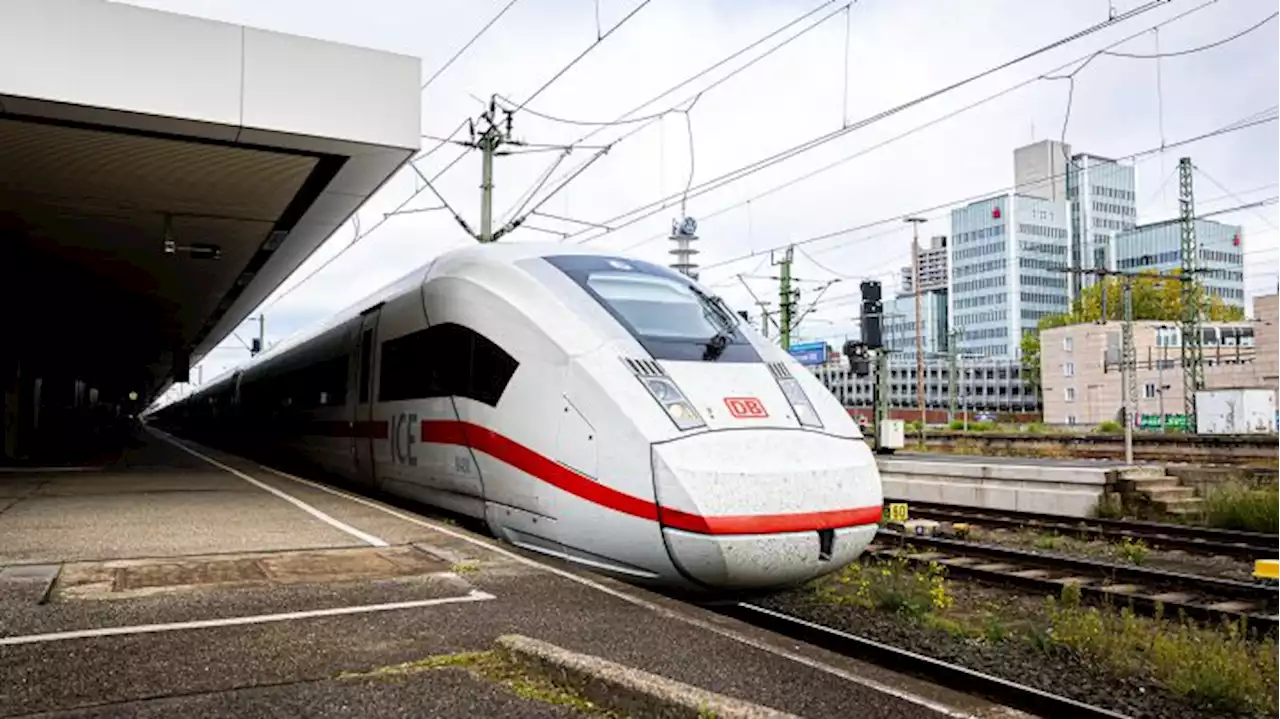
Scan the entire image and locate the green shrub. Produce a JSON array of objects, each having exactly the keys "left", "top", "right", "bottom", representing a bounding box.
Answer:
[
  {"left": 1095, "top": 420, "right": 1122, "bottom": 434},
  {"left": 969, "top": 420, "right": 996, "bottom": 432},
  {"left": 1047, "top": 586, "right": 1278, "bottom": 715},
  {"left": 1202, "top": 482, "right": 1279, "bottom": 533},
  {"left": 948, "top": 419, "right": 966, "bottom": 431},
  {"left": 1024, "top": 422, "right": 1048, "bottom": 434},
  {"left": 1113, "top": 536, "right": 1149, "bottom": 565},
  {"left": 822, "top": 555, "right": 953, "bottom": 619}
]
